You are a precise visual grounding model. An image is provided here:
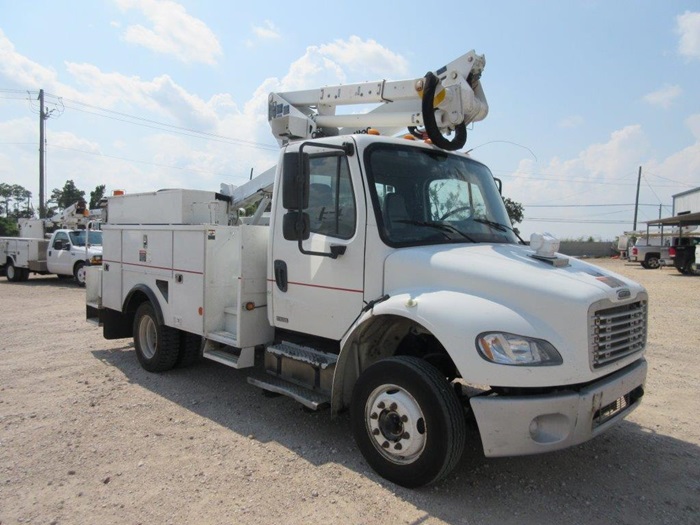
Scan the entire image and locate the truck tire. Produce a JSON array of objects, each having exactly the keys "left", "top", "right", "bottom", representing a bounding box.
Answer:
[
  {"left": 177, "top": 332, "right": 202, "bottom": 368},
  {"left": 73, "top": 262, "right": 87, "bottom": 286},
  {"left": 133, "top": 302, "right": 180, "bottom": 372},
  {"left": 5, "top": 260, "right": 20, "bottom": 282},
  {"left": 18, "top": 268, "right": 29, "bottom": 281},
  {"left": 644, "top": 255, "right": 660, "bottom": 269},
  {"left": 350, "top": 356, "right": 466, "bottom": 488}
]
